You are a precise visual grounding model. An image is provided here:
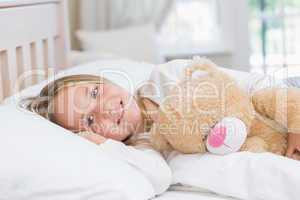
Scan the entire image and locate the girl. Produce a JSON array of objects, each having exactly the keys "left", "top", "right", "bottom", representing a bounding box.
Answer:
[
  {"left": 22, "top": 74, "right": 171, "bottom": 196},
  {"left": 23, "top": 59, "right": 300, "bottom": 193}
]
